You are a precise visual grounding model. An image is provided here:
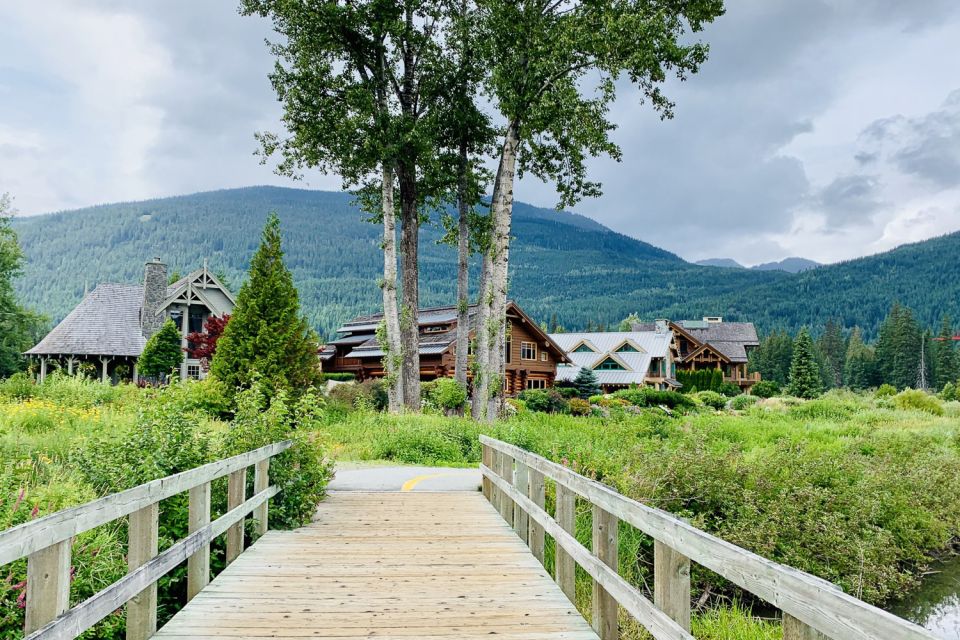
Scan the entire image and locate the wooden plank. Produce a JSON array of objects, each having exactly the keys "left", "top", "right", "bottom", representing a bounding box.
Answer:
[
  {"left": 654, "top": 540, "right": 690, "bottom": 632},
  {"left": 480, "top": 436, "right": 936, "bottom": 640},
  {"left": 484, "top": 466, "right": 691, "bottom": 640},
  {"left": 783, "top": 614, "right": 827, "bottom": 640},
  {"left": 26, "top": 487, "right": 278, "bottom": 640},
  {"left": 592, "top": 505, "right": 618, "bottom": 640},
  {"left": 481, "top": 444, "right": 492, "bottom": 501},
  {"left": 25, "top": 540, "right": 70, "bottom": 634},
  {"left": 514, "top": 462, "right": 530, "bottom": 544},
  {"left": 226, "top": 469, "right": 246, "bottom": 564},
  {"left": 188, "top": 482, "right": 211, "bottom": 601},
  {"left": 555, "top": 483, "right": 576, "bottom": 603},
  {"left": 0, "top": 441, "right": 291, "bottom": 566},
  {"left": 253, "top": 459, "right": 269, "bottom": 536},
  {"left": 528, "top": 469, "right": 546, "bottom": 565},
  {"left": 498, "top": 451, "right": 515, "bottom": 527},
  {"left": 127, "top": 503, "right": 159, "bottom": 640}
]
